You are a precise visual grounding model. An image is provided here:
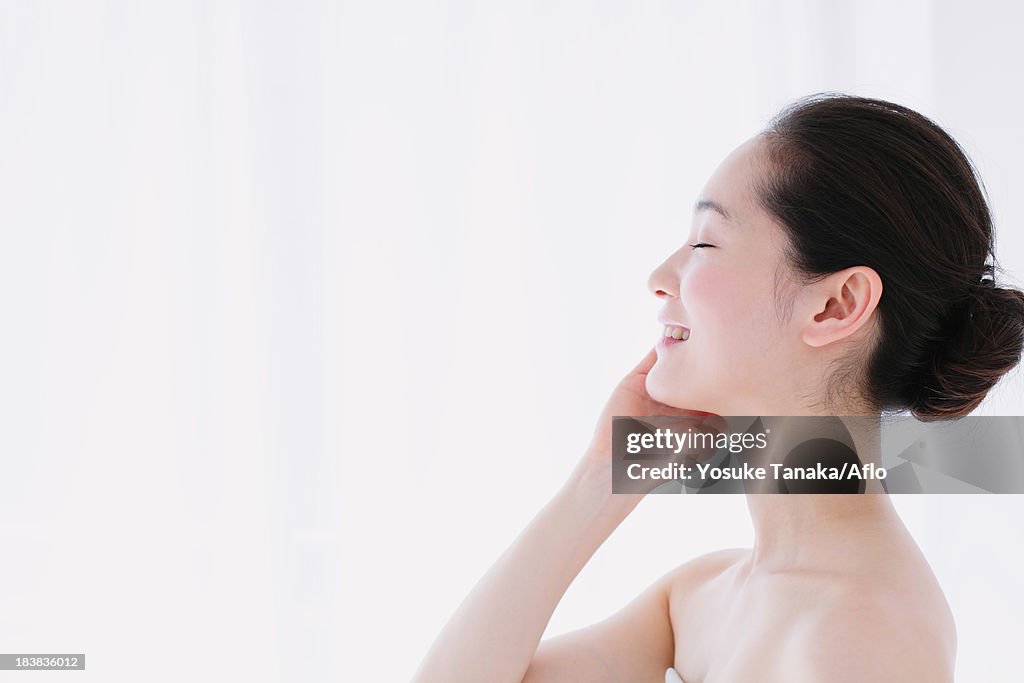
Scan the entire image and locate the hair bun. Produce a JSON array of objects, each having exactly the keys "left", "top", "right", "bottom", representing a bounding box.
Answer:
[{"left": 911, "top": 282, "right": 1024, "bottom": 420}]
